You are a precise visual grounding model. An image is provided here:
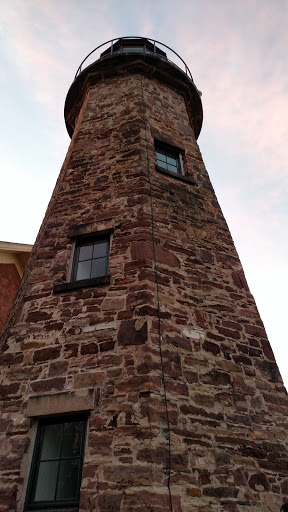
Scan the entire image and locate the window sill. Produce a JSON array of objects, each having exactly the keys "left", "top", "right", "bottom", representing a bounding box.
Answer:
[
  {"left": 155, "top": 165, "right": 196, "bottom": 185},
  {"left": 53, "top": 275, "right": 110, "bottom": 294},
  {"left": 25, "top": 507, "right": 78, "bottom": 512}
]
